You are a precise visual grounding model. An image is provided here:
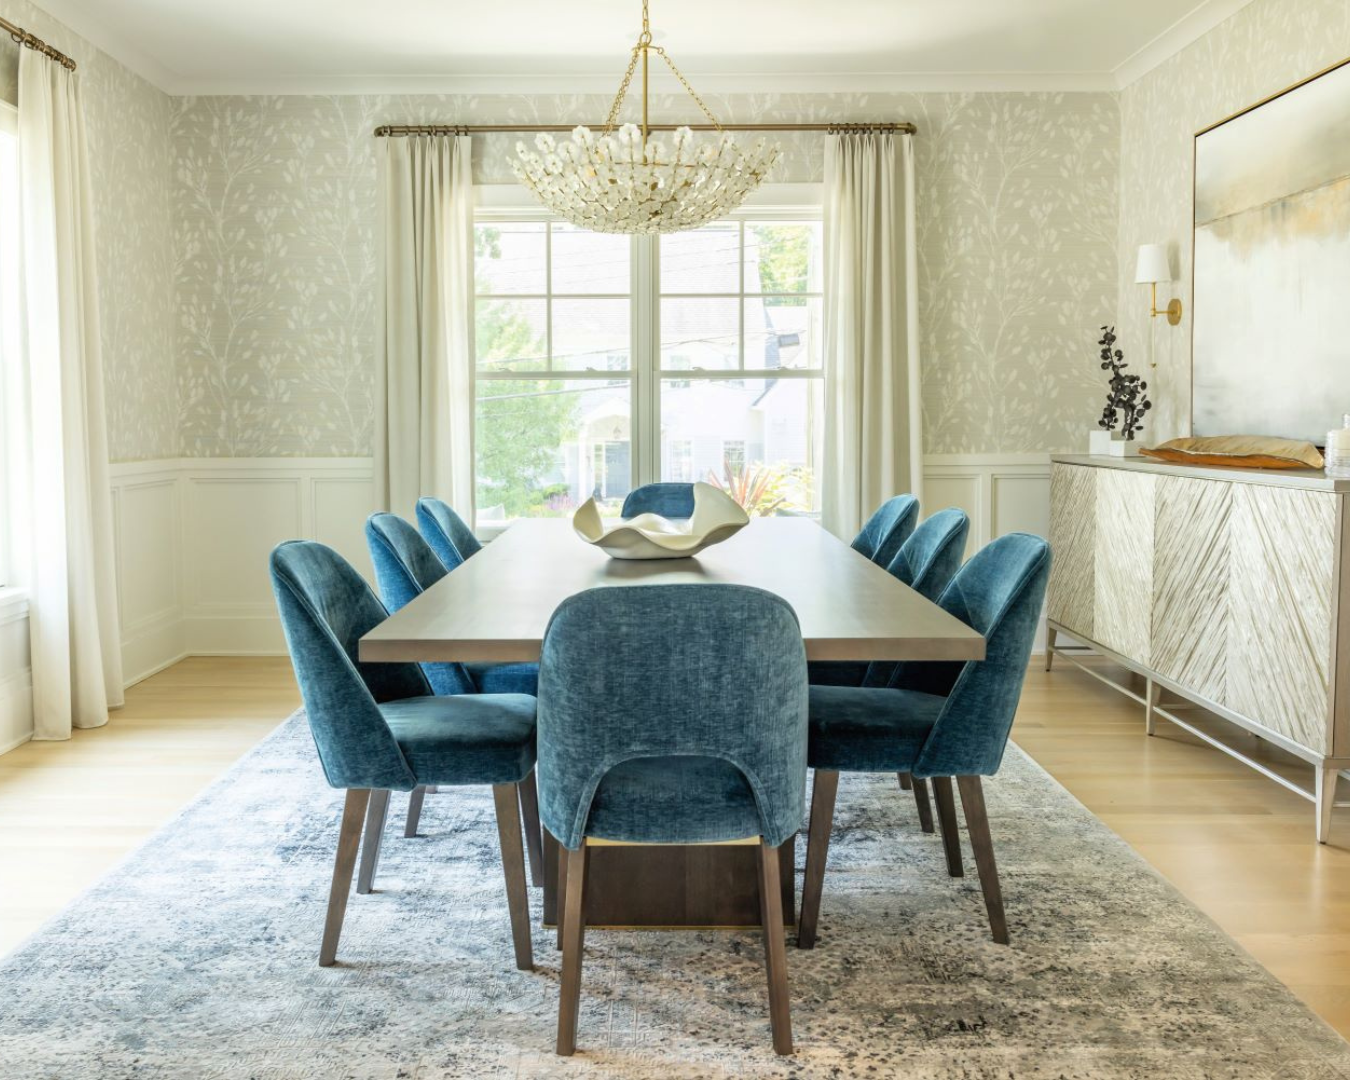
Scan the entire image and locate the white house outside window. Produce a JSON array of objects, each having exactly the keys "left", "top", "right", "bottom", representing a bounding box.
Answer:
[{"left": 472, "top": 201, "right": 823, "bottom": 524}]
